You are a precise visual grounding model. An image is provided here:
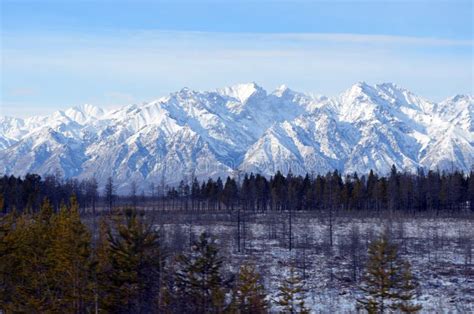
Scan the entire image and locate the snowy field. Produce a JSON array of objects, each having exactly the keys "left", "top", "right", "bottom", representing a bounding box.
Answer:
[{"left": 152, "top": 211, "right": 474, "bottom": 313}]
